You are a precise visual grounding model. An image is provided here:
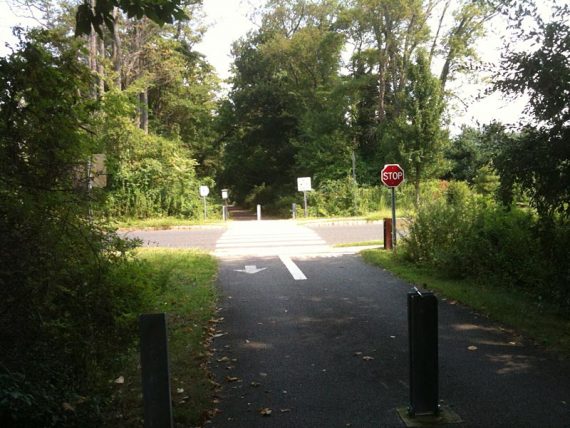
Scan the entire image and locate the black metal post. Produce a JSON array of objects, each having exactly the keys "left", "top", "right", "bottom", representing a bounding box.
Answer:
[
  {"left": 408, "top": 288, "right": 439, "bottom": 417},
  {"left": 140, "top": 313, "right": 173, "bottom": 428}
]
